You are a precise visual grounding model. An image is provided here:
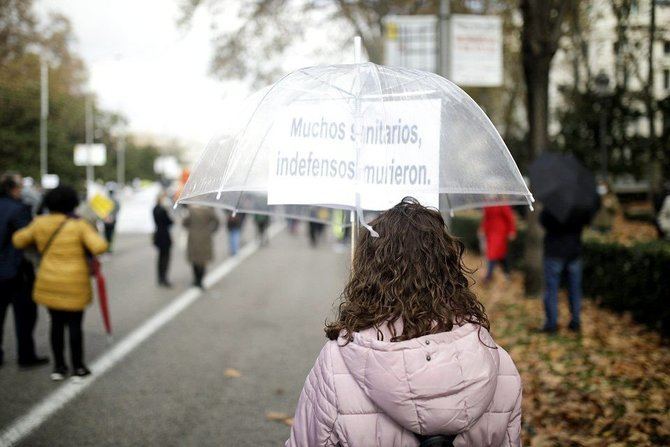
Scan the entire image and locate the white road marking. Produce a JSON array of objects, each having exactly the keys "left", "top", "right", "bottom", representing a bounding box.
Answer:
[{"left": 0, "top": 224, "right": 284, "bottom": 447}]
